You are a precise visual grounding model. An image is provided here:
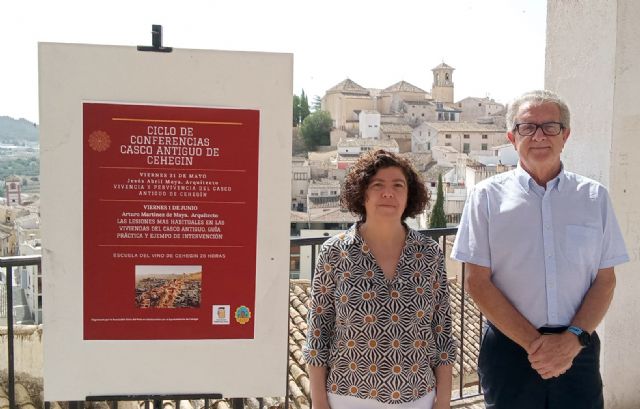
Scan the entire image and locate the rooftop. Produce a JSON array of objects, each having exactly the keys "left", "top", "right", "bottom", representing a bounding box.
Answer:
[
  {"left": 423, "top": 122, "right": 506, "bottom": 132},
  {"left": 432, "top": 62, "right": 455, "bottom": 71},
  {"left": 337, "top": 137, "right": 399, "bottom": 149},
  {"left": 382, "top": 80, "right": 428, "bottom": 94},
  {"left": 380, "top": 124, "right": 413, "bottom": 133},
  {"left": 326, "top": 78, "right": 370, "bottom": 96}
]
